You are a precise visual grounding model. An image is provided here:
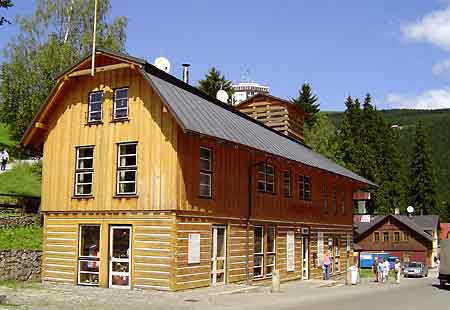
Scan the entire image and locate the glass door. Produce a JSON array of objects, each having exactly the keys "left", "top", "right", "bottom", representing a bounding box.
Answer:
[
  {"left": 109, "top": 226, "right": 131, "bottom": 288},
  {"left": 211, "top": 226, "right": 226, "bottom": 285},
  {"left": 302, "top": 236, "right": 309, "bottom": 280}
]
